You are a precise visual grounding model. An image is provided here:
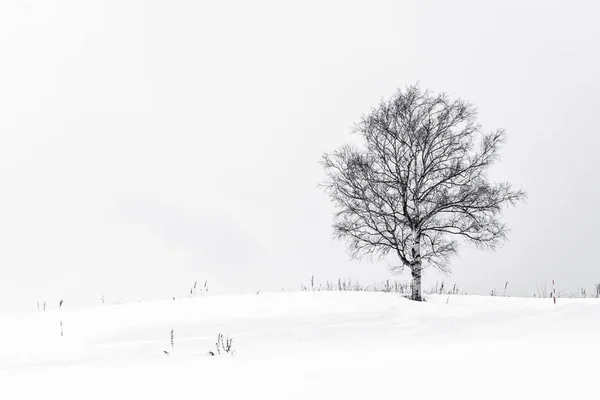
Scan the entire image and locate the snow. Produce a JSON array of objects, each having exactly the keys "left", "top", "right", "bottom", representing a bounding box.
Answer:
[{"left": 1, "top": 292, "right": 599, "bottom": 399}]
